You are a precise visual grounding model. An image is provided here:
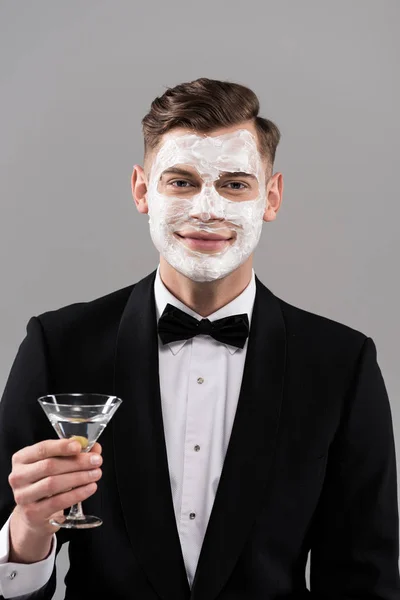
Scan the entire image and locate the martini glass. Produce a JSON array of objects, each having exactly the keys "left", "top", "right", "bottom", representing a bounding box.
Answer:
[{"left": 38, "top": 393, "right": 122, "bottom": 529}]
